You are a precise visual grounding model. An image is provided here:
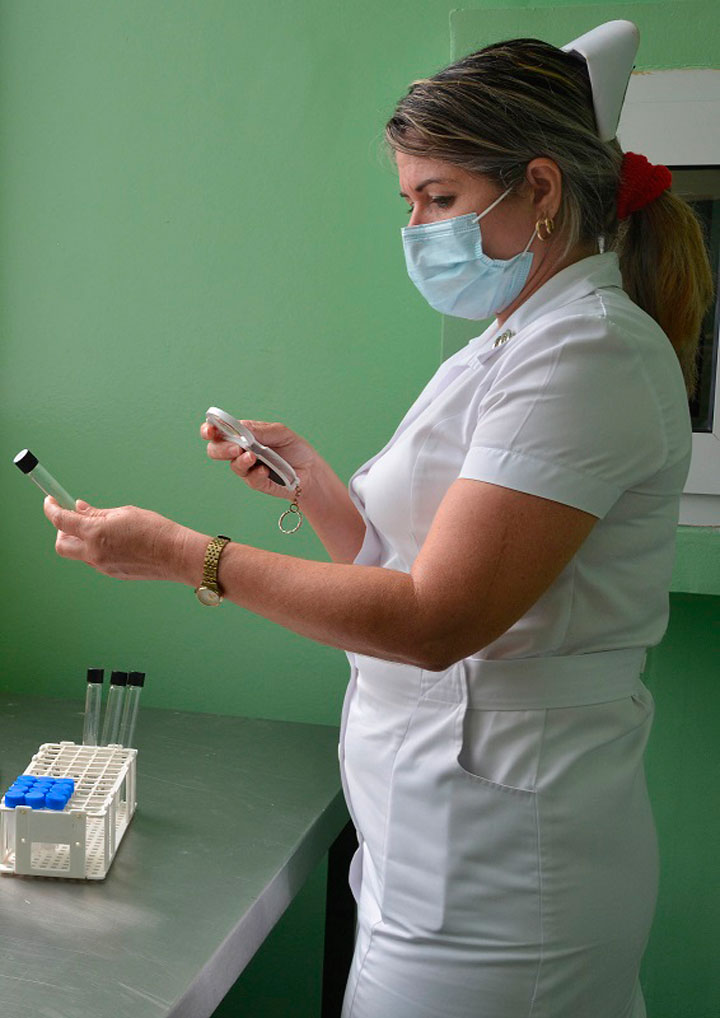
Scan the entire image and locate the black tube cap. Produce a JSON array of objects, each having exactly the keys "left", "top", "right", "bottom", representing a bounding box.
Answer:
[
  {"left": 128, "top": 671, "right": 146, "bottom": 687},
  {"left": 14, "top": 449, "right": 38, "bottom": 474},
  {"left": 86, "top": 668, "right": 104, "bottom": 684},
  {"left": 110, "top": 670, "right": 128, "bottom": 686}
]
